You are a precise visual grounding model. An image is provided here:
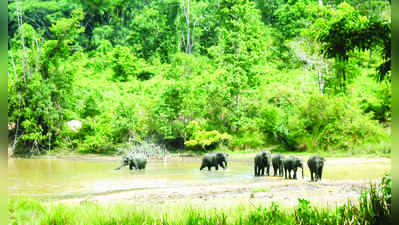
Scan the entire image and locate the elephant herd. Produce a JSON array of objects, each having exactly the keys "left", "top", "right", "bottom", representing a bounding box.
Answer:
[
  {"left": 254, "top": 151, "right": 326, "bottom": 181},
  {"left": 115, "top": 151, "right": 326, "bottom": 182}
]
